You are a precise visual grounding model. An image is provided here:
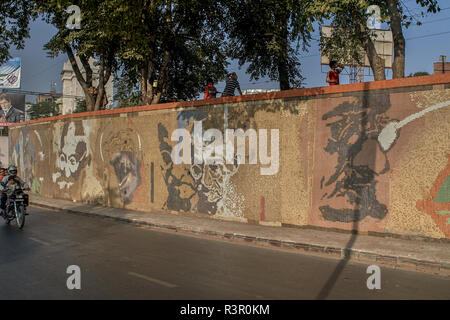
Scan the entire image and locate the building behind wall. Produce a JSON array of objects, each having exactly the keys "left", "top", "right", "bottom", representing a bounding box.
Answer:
[
  {"left": 61, "top": 57, "right": 114, "bottom": 115},
  {"left": 434, "top": 62, "right": 450, "bottom": 74},
  {"left": 36, "top": 89, "right": 62, "bottom": 104}
]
